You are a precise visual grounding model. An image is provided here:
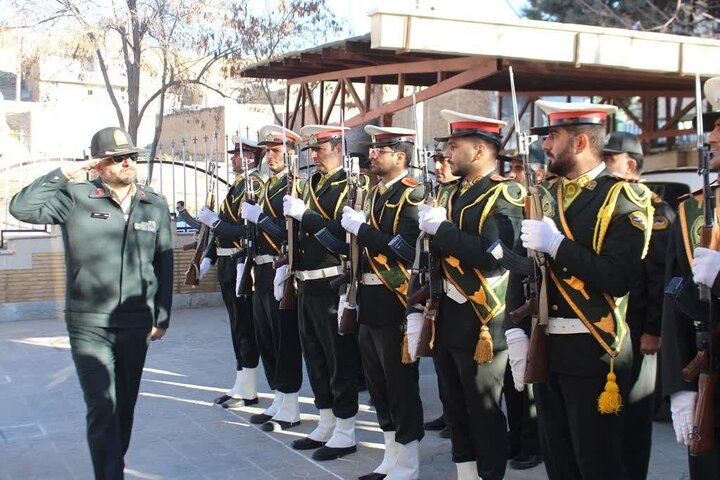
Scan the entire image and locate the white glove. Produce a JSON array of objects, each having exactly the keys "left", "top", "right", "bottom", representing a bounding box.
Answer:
[
  {"left": 241, "top": 202, "right": 262, "bottom": 224},
  {"left": 273, "top": 264, "right": 288, "bottom": 301},
  {"left": 405, "top": 312, "right": 423, "bottom": 362},
  {"left": 235, "top": 262, "right": 246, "bottom": 297},
  {"left": 670, "top": 391, "right": 697, "bottom": 446},
  {"left": 341, "top": 206, "right": 366, "bottom": 235},
  {"left": 521, "top": 217, "right": 564, "bottom": 258},
  {"left": 197, "top": 206, "right": 219, "bottom": 228},
  {"left": 337, "top": 294, "right": 348, "bottom": 328},
  {"left": 692, "top": 247, "right": 720, "bottom": 288},
  {"left": 418, "top": 204, "right": 447, "bottom": 236},
  {"left": 283, "top": 195, "right": 307, "bottom": 221},
  {"left": 505, "top": 328, "right": 530, "bottom": 392},
  {"left": 198, "top": 257, "right": 212, "bottom": 280}
]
